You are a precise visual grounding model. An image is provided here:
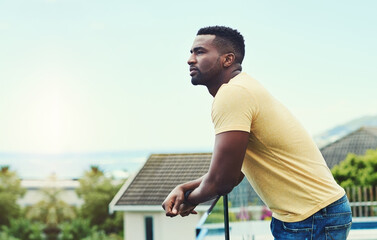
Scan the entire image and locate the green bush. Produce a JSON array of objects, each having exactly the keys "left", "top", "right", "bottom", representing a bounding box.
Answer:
[
  {"left": 76, "top": 166, "right": 124, "bottom": 235},
  {"left": 205, "top": 197, "right": 237, "bottom": 223},
  {"left": 0, "top": 219, "right": 44, "bottom": 240},
  {"left": 81, "top": 231, "right": 122, "bottom": 240},
  {"left": 59, "top": 219, "right": 95, "bottom": 240},
  {"left": 332, "top": 149, "right": 377, "bottom": 188},
  {"left": 0, "top": 232, "right": 20, "bottom": 240},
  {"left": 0, "top": 167, "right": 25, "bottom": 226}
]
